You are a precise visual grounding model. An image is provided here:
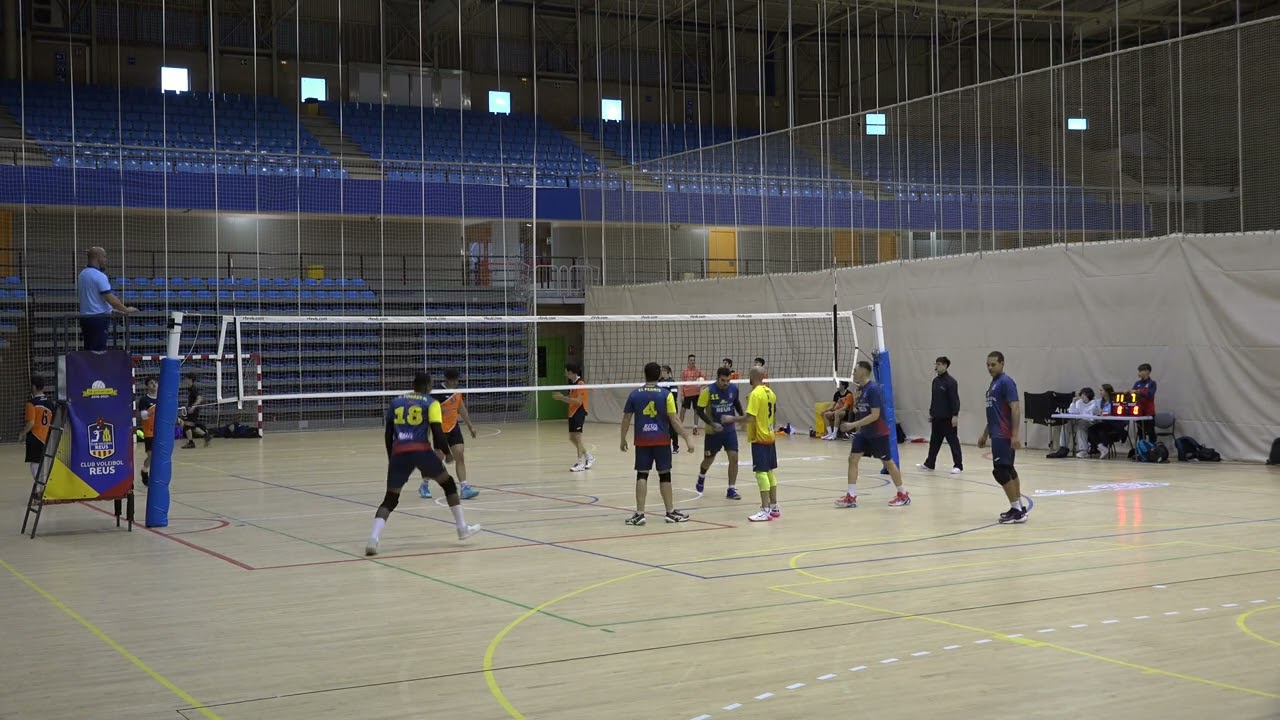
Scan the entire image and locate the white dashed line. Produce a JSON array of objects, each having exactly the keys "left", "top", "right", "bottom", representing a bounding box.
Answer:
[
  {"left": 817, "top": 674, "right": 837, "bottom": 681},
  {"left": 912, "top": 651, "right": 931, "bottom": 657},
  {"left": 880, "top": 658, "right": 899, "bottom": 664},
  {"left": 1102, "top": 619, "right": 1120, "bottom": 624},
  {"left": 755, "top": 693, "right": 773, "bottom": 701},
  {"left": 1163, "top": 612, "right": 1179, "bottom": 616},
  {"left": 943, "top": 645, "right": 961, "bottom": 650},
  {"left": 850, "top": 665, "right": 867, "bottom": 672},
  {"left": 786, "top": 683, "right": 805, "bottom": 690},
  {"left": 692, "top": 715, "right": 711, "bottom": 720},
  {"left": 974, "top": 639, "right": 993, "bottom": 644},
  {"left": 723, "top": 704, "right": 742, "bottom": 711},
  {"left": 1006, "top": 634, "right": 1024, "bottom": 638},
  {"left": 1038, "top": 628, "right": 1056, "bottom": 633},
  {"left": 1194, "top": 608, "right": 1210, "bottom": 612},
  {"left": 1133, "top": 616, "right": 1150, "bottom": 620},
  {"left": 1251, "top": 600, "right": 1266, "bottom": 604},
  {"left": 1153, "top": 585, "right": 1167, "bottom": 589},
  {"left": 1222, "top": 603, "right": 1239, "bottom": 608},
  {"left": 1069, "top": 624, "right": 1088, "bottom": 628}
]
